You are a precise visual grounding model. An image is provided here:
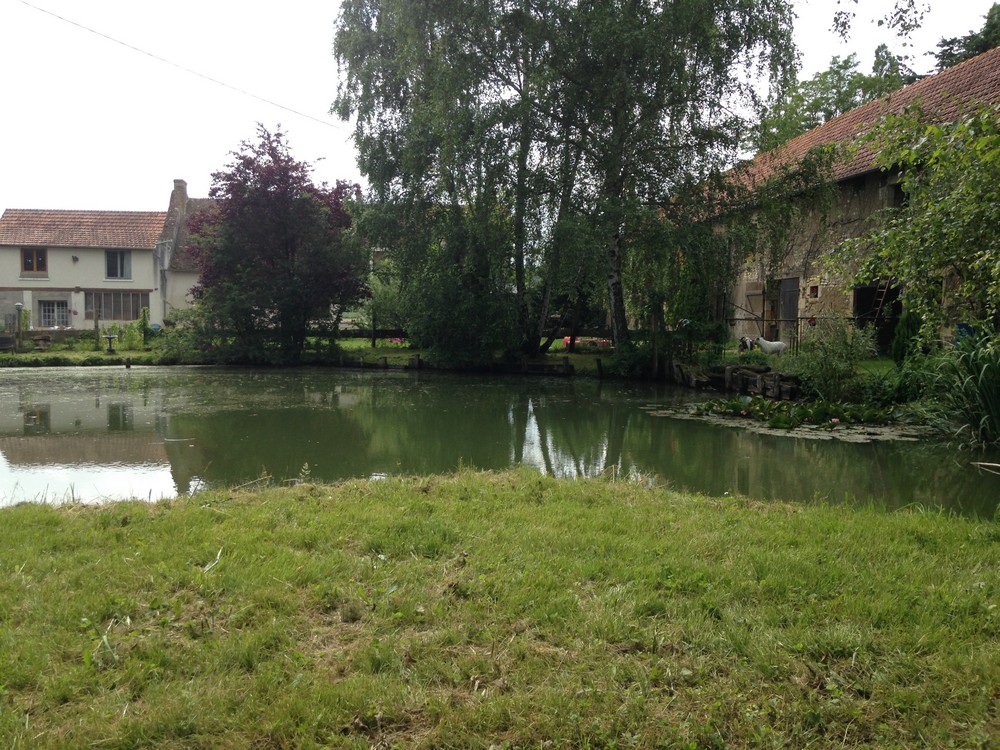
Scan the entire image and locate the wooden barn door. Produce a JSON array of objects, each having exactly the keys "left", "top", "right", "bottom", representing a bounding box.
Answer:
[{"left": 779, "top": 277, "right": 799, "bottom": 344}]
